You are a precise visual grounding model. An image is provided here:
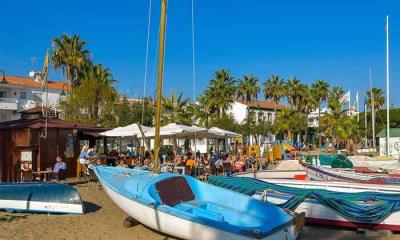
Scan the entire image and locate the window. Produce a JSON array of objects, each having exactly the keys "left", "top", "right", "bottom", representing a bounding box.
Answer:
[
  {"left": 258, "top": 112, "right": 264, "bottom": 123},
  {"left": 0, "top": 91, "right": 6, "bottom": 98},
  {"left": 20, "top": 92, "right": 27, "bottom": 99}
]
